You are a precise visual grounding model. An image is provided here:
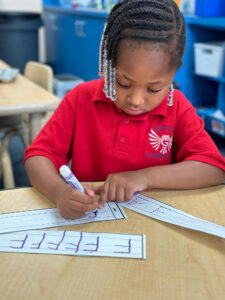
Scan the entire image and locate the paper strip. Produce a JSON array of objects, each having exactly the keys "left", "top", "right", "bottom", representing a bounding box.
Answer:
[
  {"left": 0, "top": 230, "right": 146, "bottom": 259},
  {"left": 0, "top": 202, "right": 127, "bottom": 234},
  {"left": 120, "top": 193, "right": 225, "bottom": 239}
]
